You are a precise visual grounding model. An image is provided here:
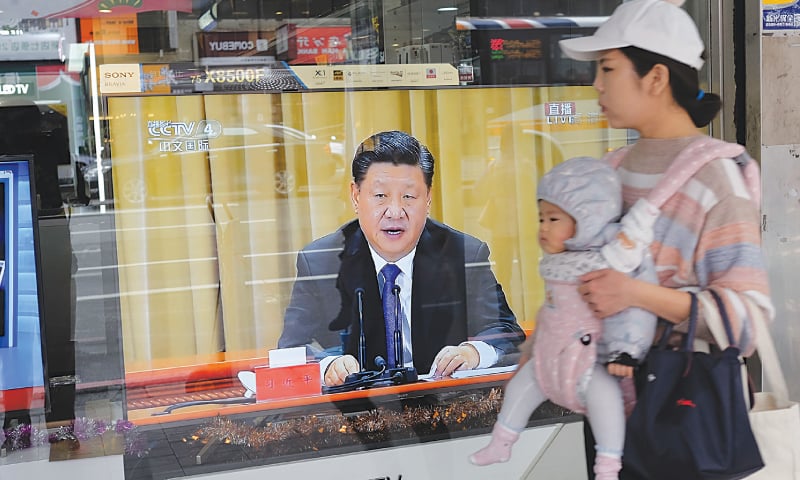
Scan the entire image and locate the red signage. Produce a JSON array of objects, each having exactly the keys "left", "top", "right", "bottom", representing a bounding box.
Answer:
[
  {"left": 284, "top": 26, "right": 351, "bottom": 65},
  {"left": 254, "top": 363, "right": 320, "bottom": 402}
]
